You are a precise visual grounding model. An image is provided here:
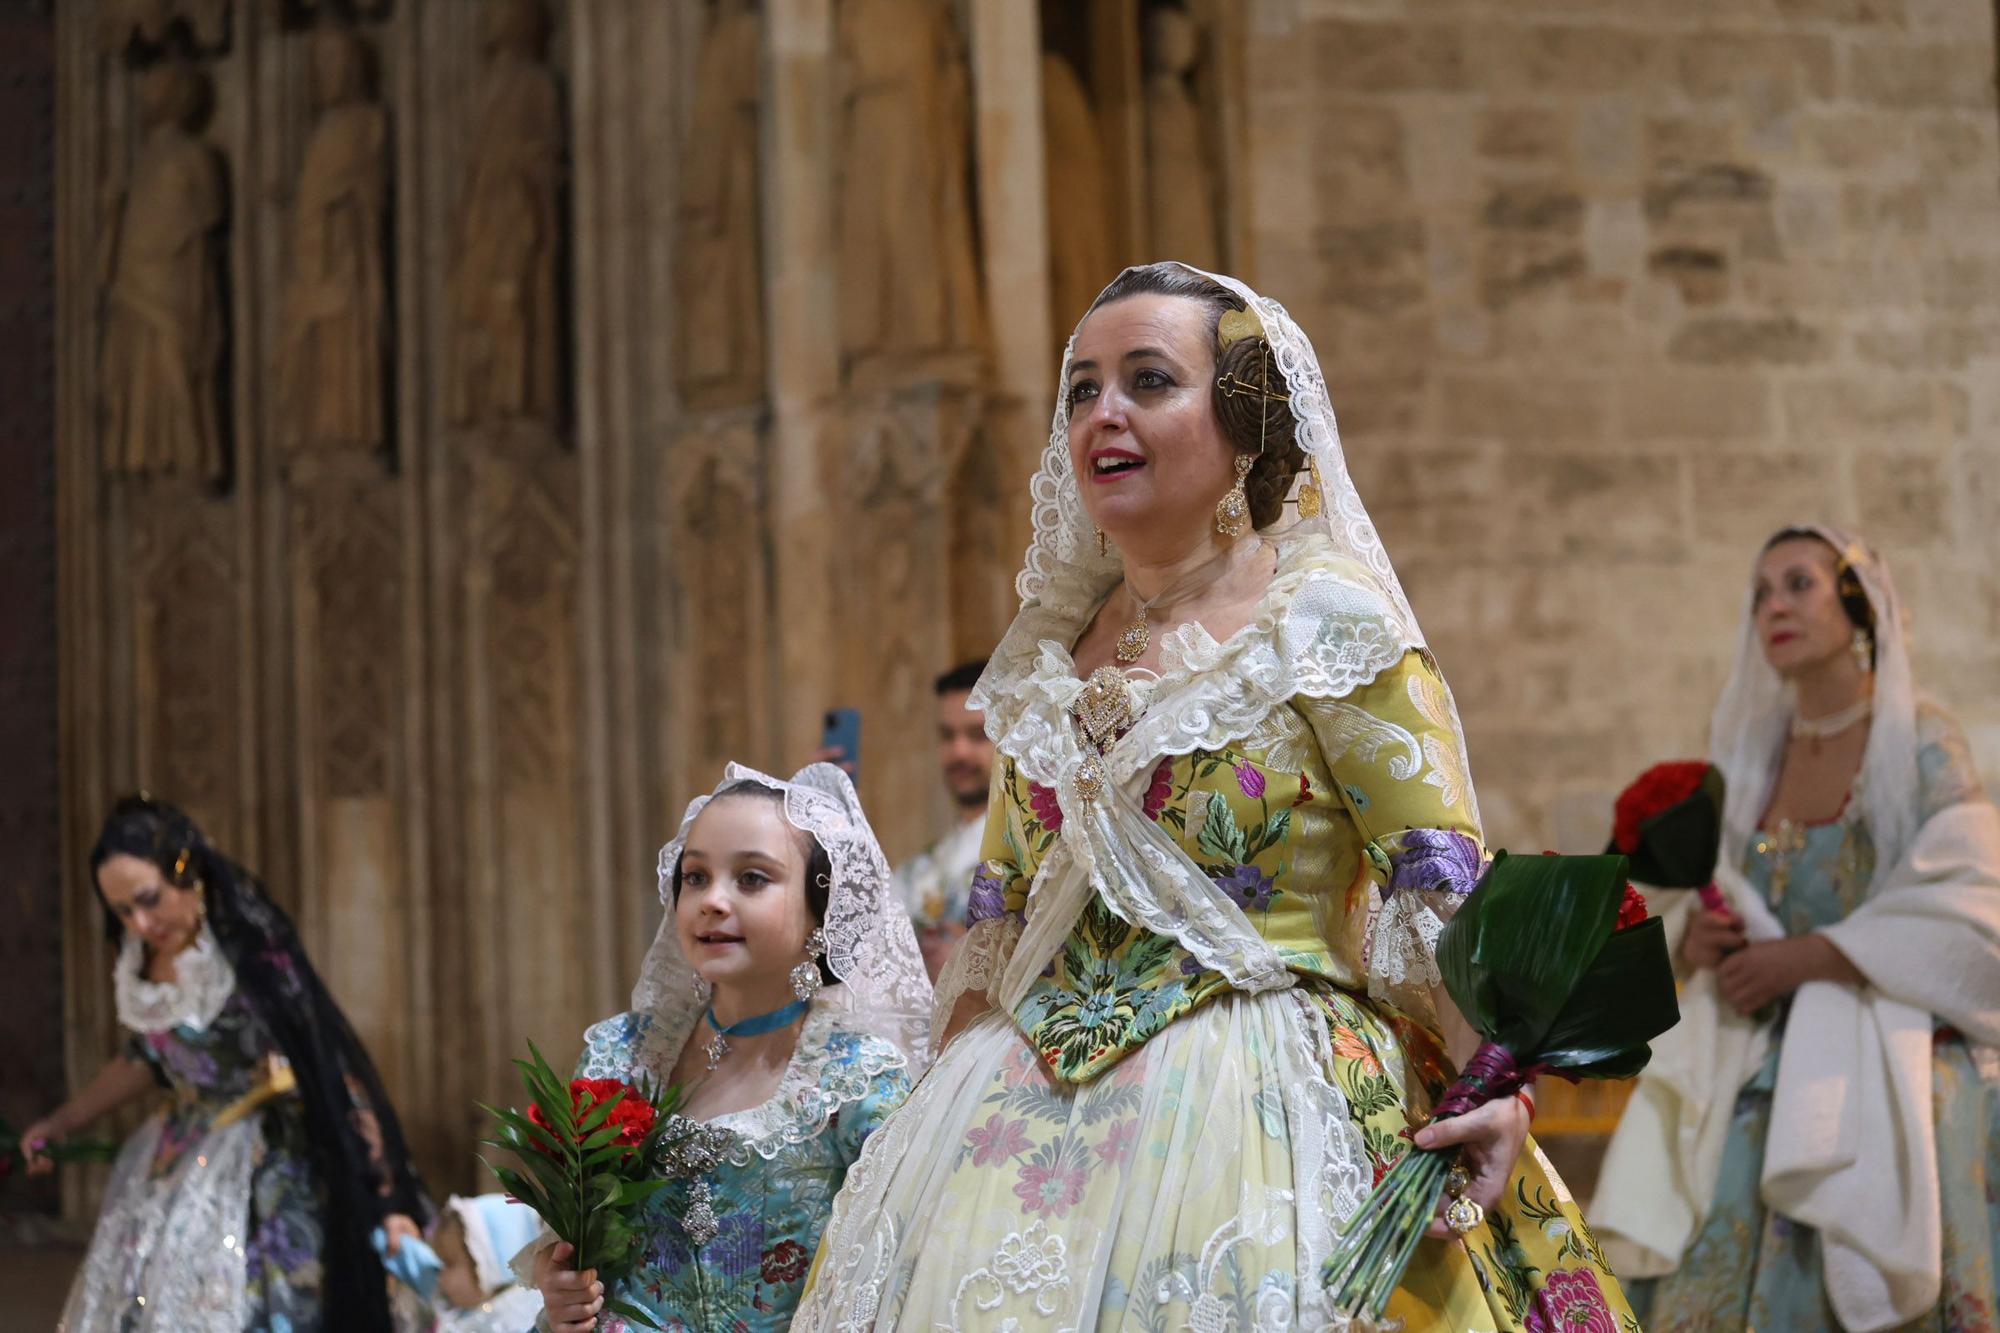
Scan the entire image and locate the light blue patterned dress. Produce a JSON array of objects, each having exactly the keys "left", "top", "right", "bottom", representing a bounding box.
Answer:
[
  {"left": 1633, "top": 702, "right": 2000, "bottom": 1332},
  {"left": 560, "top": 1000, "right": 912, "bottom": 1333}
]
